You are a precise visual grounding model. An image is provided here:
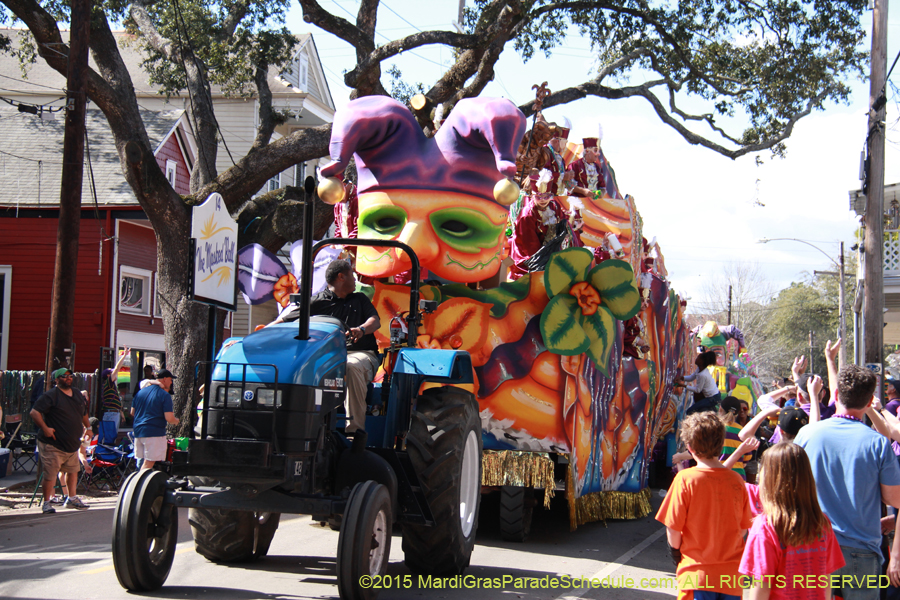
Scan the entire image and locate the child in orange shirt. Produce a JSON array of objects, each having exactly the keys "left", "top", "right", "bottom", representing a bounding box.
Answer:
[{"left": 657, "top": 412, "right": 753, "bottom": 600}]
